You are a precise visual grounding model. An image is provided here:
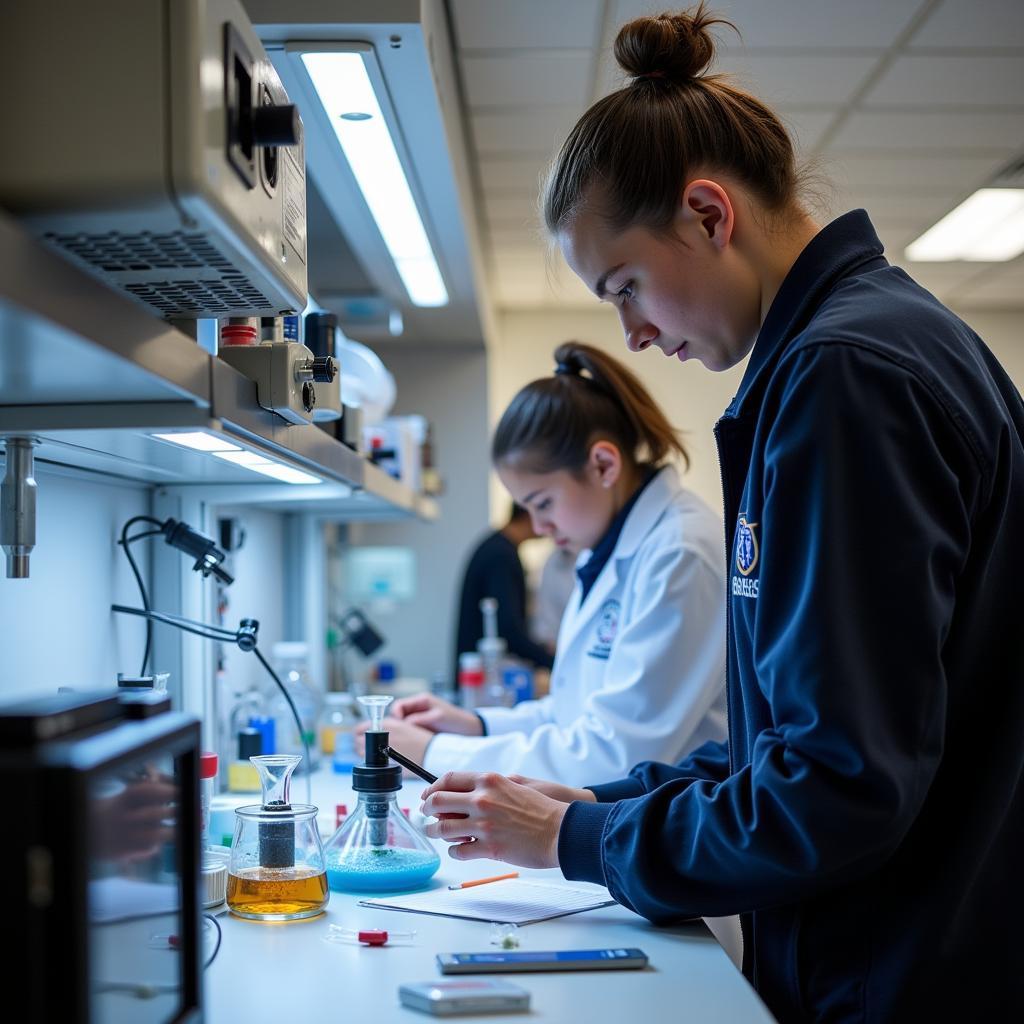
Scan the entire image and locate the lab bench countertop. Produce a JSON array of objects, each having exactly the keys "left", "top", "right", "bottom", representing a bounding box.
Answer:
[{"left": 205, "top": 770, "right": 774, "bottom": 1023}]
